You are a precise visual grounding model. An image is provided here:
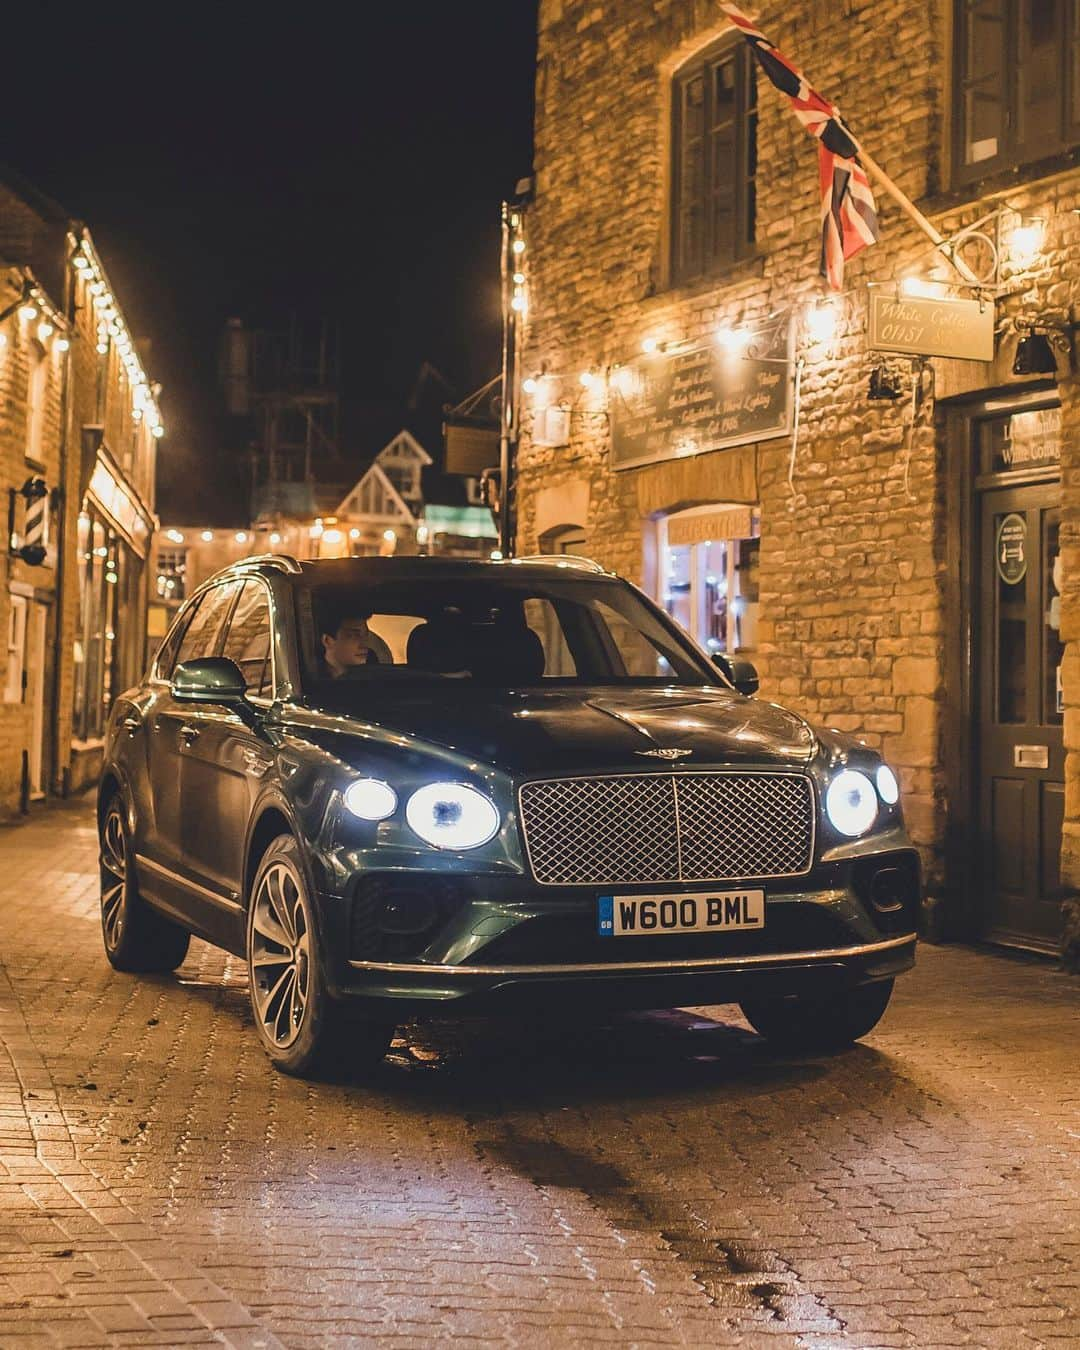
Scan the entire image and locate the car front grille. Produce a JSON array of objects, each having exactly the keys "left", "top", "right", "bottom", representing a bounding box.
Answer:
[{"left": 518, "top": 771, "right": 815, "bottom": 886}]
